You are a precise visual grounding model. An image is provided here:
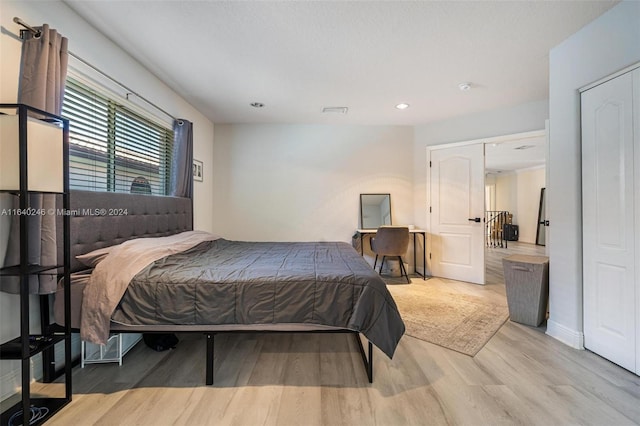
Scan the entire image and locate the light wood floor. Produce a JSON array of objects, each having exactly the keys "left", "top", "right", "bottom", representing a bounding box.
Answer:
[
  {"left": 19, "top": 242, "right": 640, "bottom": 425},
  {"left": 485, "top": 240, "right": 546, "bottom": 286}
]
